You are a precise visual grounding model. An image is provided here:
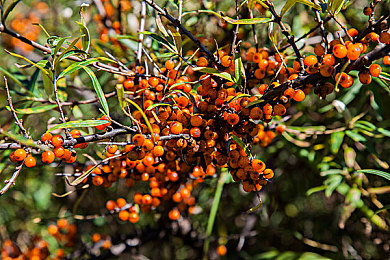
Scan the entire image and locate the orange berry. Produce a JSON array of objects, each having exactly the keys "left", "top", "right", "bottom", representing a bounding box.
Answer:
[
  {"left": 369, "top": 64, "right": 381, "bottom": 77},
  {"left": 133, "top": 134, "right": 145, "bottom": 146},
  {"left": 41, "top": 132, "right": 52, "bottom": 142},
  {"left": 190, "top": 127, "right": 201, "bottom": 138},
  {"left": 227, "top": 113, "right": 240, "bottom": 125},
  {"left": 14, "top": 149, "right": 27, "bottom": 161},
  {"left": 347, "top": 44, "right": 361, "bottom": 60},
  {"left": 134, "top": 193, "right": 143, "bottom": 204},
  {"left": 252, "top": 159, "right": 266, "bottom": 172},
  {"left": 359, "top": 70, "right": 372, "bottom": 84},
  {"left": 117, "top": 198, "right": 127, "bottom": 208},
  {"left": 53, "top": 146, "right": 65, "bottom": 158},
  {"left": 118, "top": 210, "right": 129, "bottom": 221},
  {"left": 333, "top": 44, "right": 347, "bottom": 58},
  {"left": 51, "top": 135, "right": 64, "bottom": 147},
  {"left": 379, "top": 32, "right": 390, "bottom": 44},
  {"left": 106, "top": 200, "right": 116, "bottom": 211},
  {"left": 165, "top": 59, "right": 175, "bottom": 70},
  {"left": 107, "top": 144, "right": 118, "bottom": 154},
  {"left": 196, "top": 57, "right": 208, "bottom": 67},
  {"left": 293, "top": 89, "right": 305, "bottom": 102},
  {"left": 170, "top": 122, "right": 183, "bottom": 134},
  {"left": 314, "top": 45, "right": 325, "bottom": 56},
  {"left": 48, "top": 224, "right": 59, "bottom": 235},
  {"left": 217, "top": 245, "right": 227, "bottom": 256},
  {"left": 70, "top": 129, "right": 81, "bottom": 138},
  {"left": 92, "top": 233, "right": 101, "bottom": 243},
  {"left": 384, "top": 56, "right": 390, "bottom": 65},
  {"left": 129, "top": 212, "right": 139, "bottom": 223},
  {"left": 221, "top": 55, "right": 232, "bottom": 67},
  {"left": 25, "top": 155, "right": 36, "bottom": 167},
  {"left": 258, "top": 84, "right": 268, "bottom": 95},
  {"left": 264, "top": 169, "right": 274, "bottom": 179},
  {"left": 92, "top": 175, "right": 104, "bottom": 186},
  {"left": 57, "top": 218, "right": 68, "bottom": 229},
  {"left": 124, "top": 78, "right": 135, "bottom": 90},
  {"left": 284, "top": 88, "right": 295, "bottom": 99},
  {"left": 262, "top": 103, "right": 272, "bottom": 115},
  {"left": 152, "top": 145, "right": 165, "bottom": 157},
  {"left": 322, "top": 54, "right": 335, "bottom": 66},
  {"left": 42, "top": 151, "right": 55, "bottom": 164},
  {"left": 304, "top": 55, "right": 318, "bottom": 67},
  {"left": 142, "top": 194, "right": 152, "bottom": 205},
  {"left": 168, "top": 208, "right": 180, "bottom": 220},
  {"left": 348, "top": 28, "right": 358, "bottom": 37}
]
